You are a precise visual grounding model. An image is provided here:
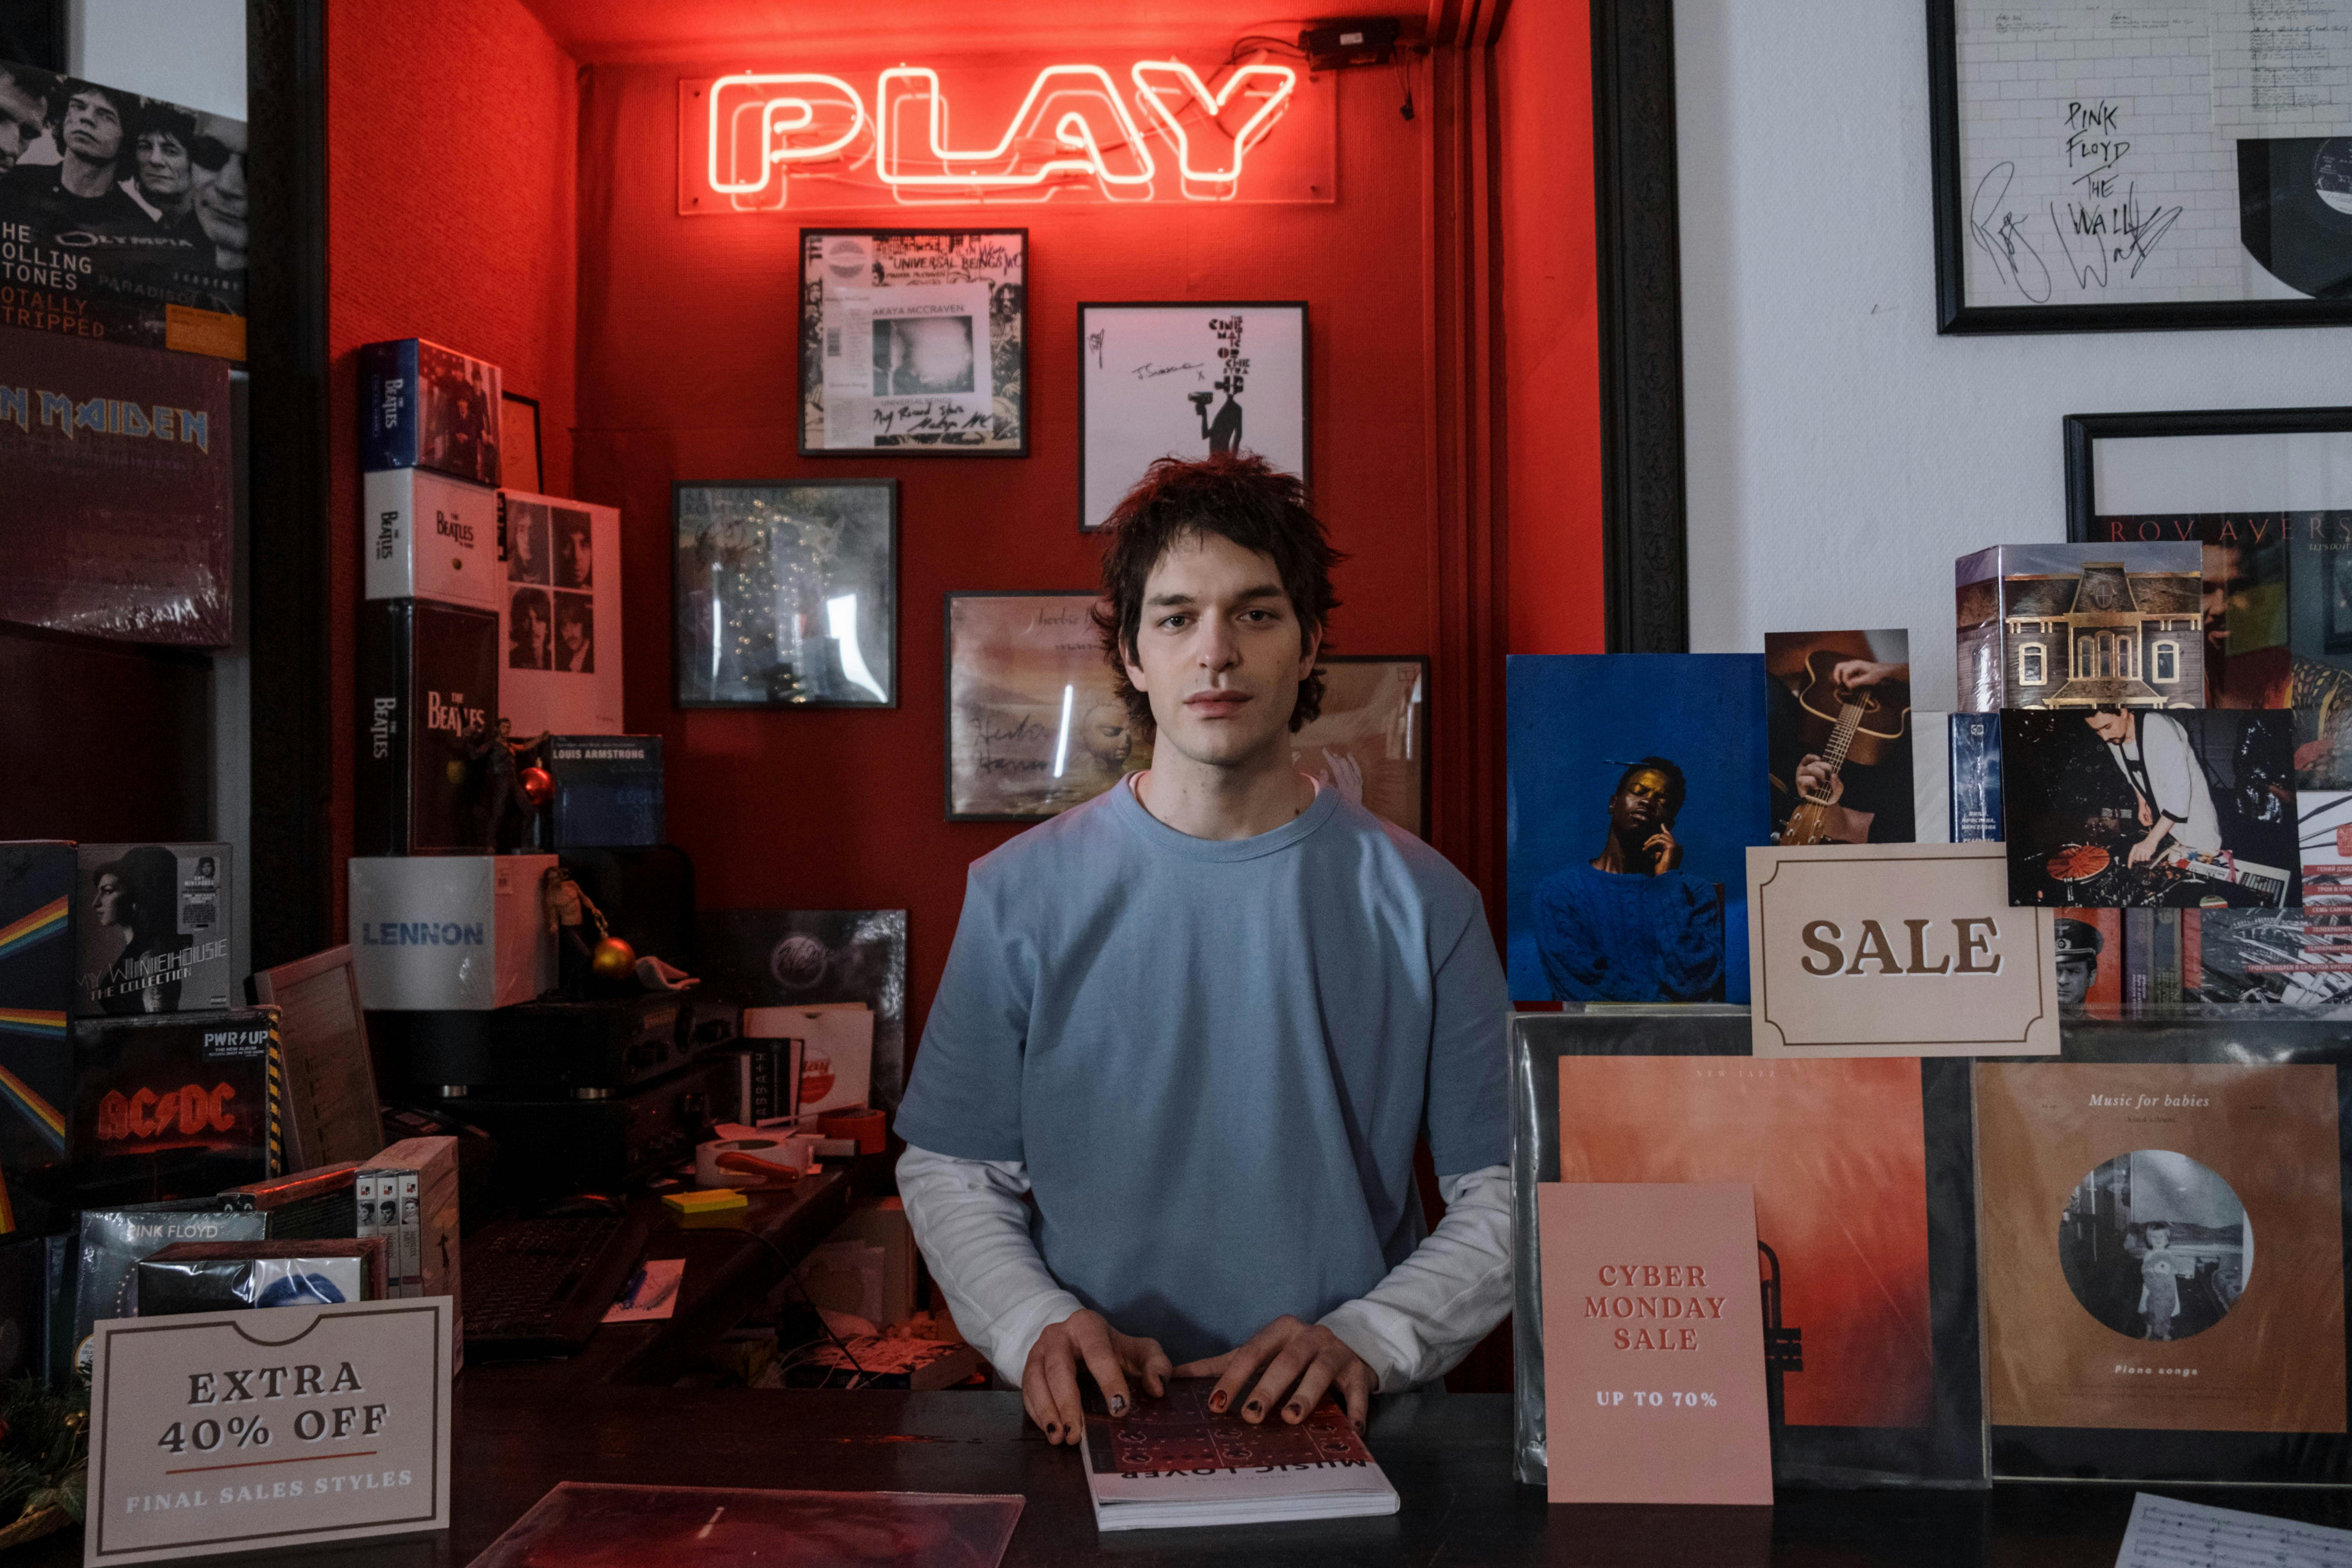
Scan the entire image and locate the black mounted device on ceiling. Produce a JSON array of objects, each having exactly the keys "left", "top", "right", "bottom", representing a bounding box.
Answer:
[{"left": 1298, "top": 18, "right": 1402, "bottom": 71}]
